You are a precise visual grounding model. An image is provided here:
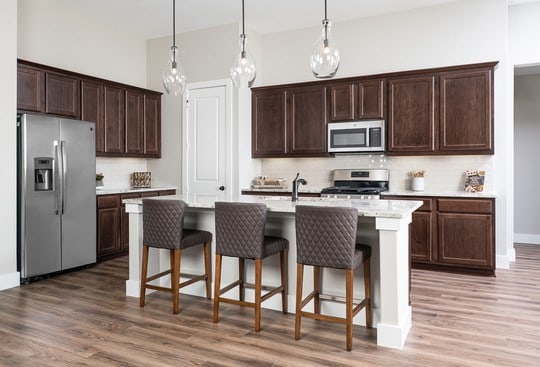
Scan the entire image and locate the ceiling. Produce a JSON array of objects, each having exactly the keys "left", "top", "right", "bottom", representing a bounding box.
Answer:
[{"left": 49, "top": 0, "right": 466, "bottom": 40}]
